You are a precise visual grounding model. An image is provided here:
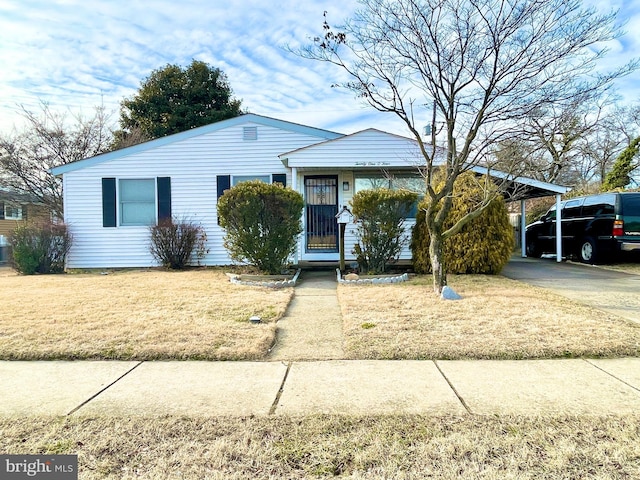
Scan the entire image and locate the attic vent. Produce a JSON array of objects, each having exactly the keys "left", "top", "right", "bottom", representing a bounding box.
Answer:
[{"left": 243, "top": 126, "right": 258, "bottom": 141}]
